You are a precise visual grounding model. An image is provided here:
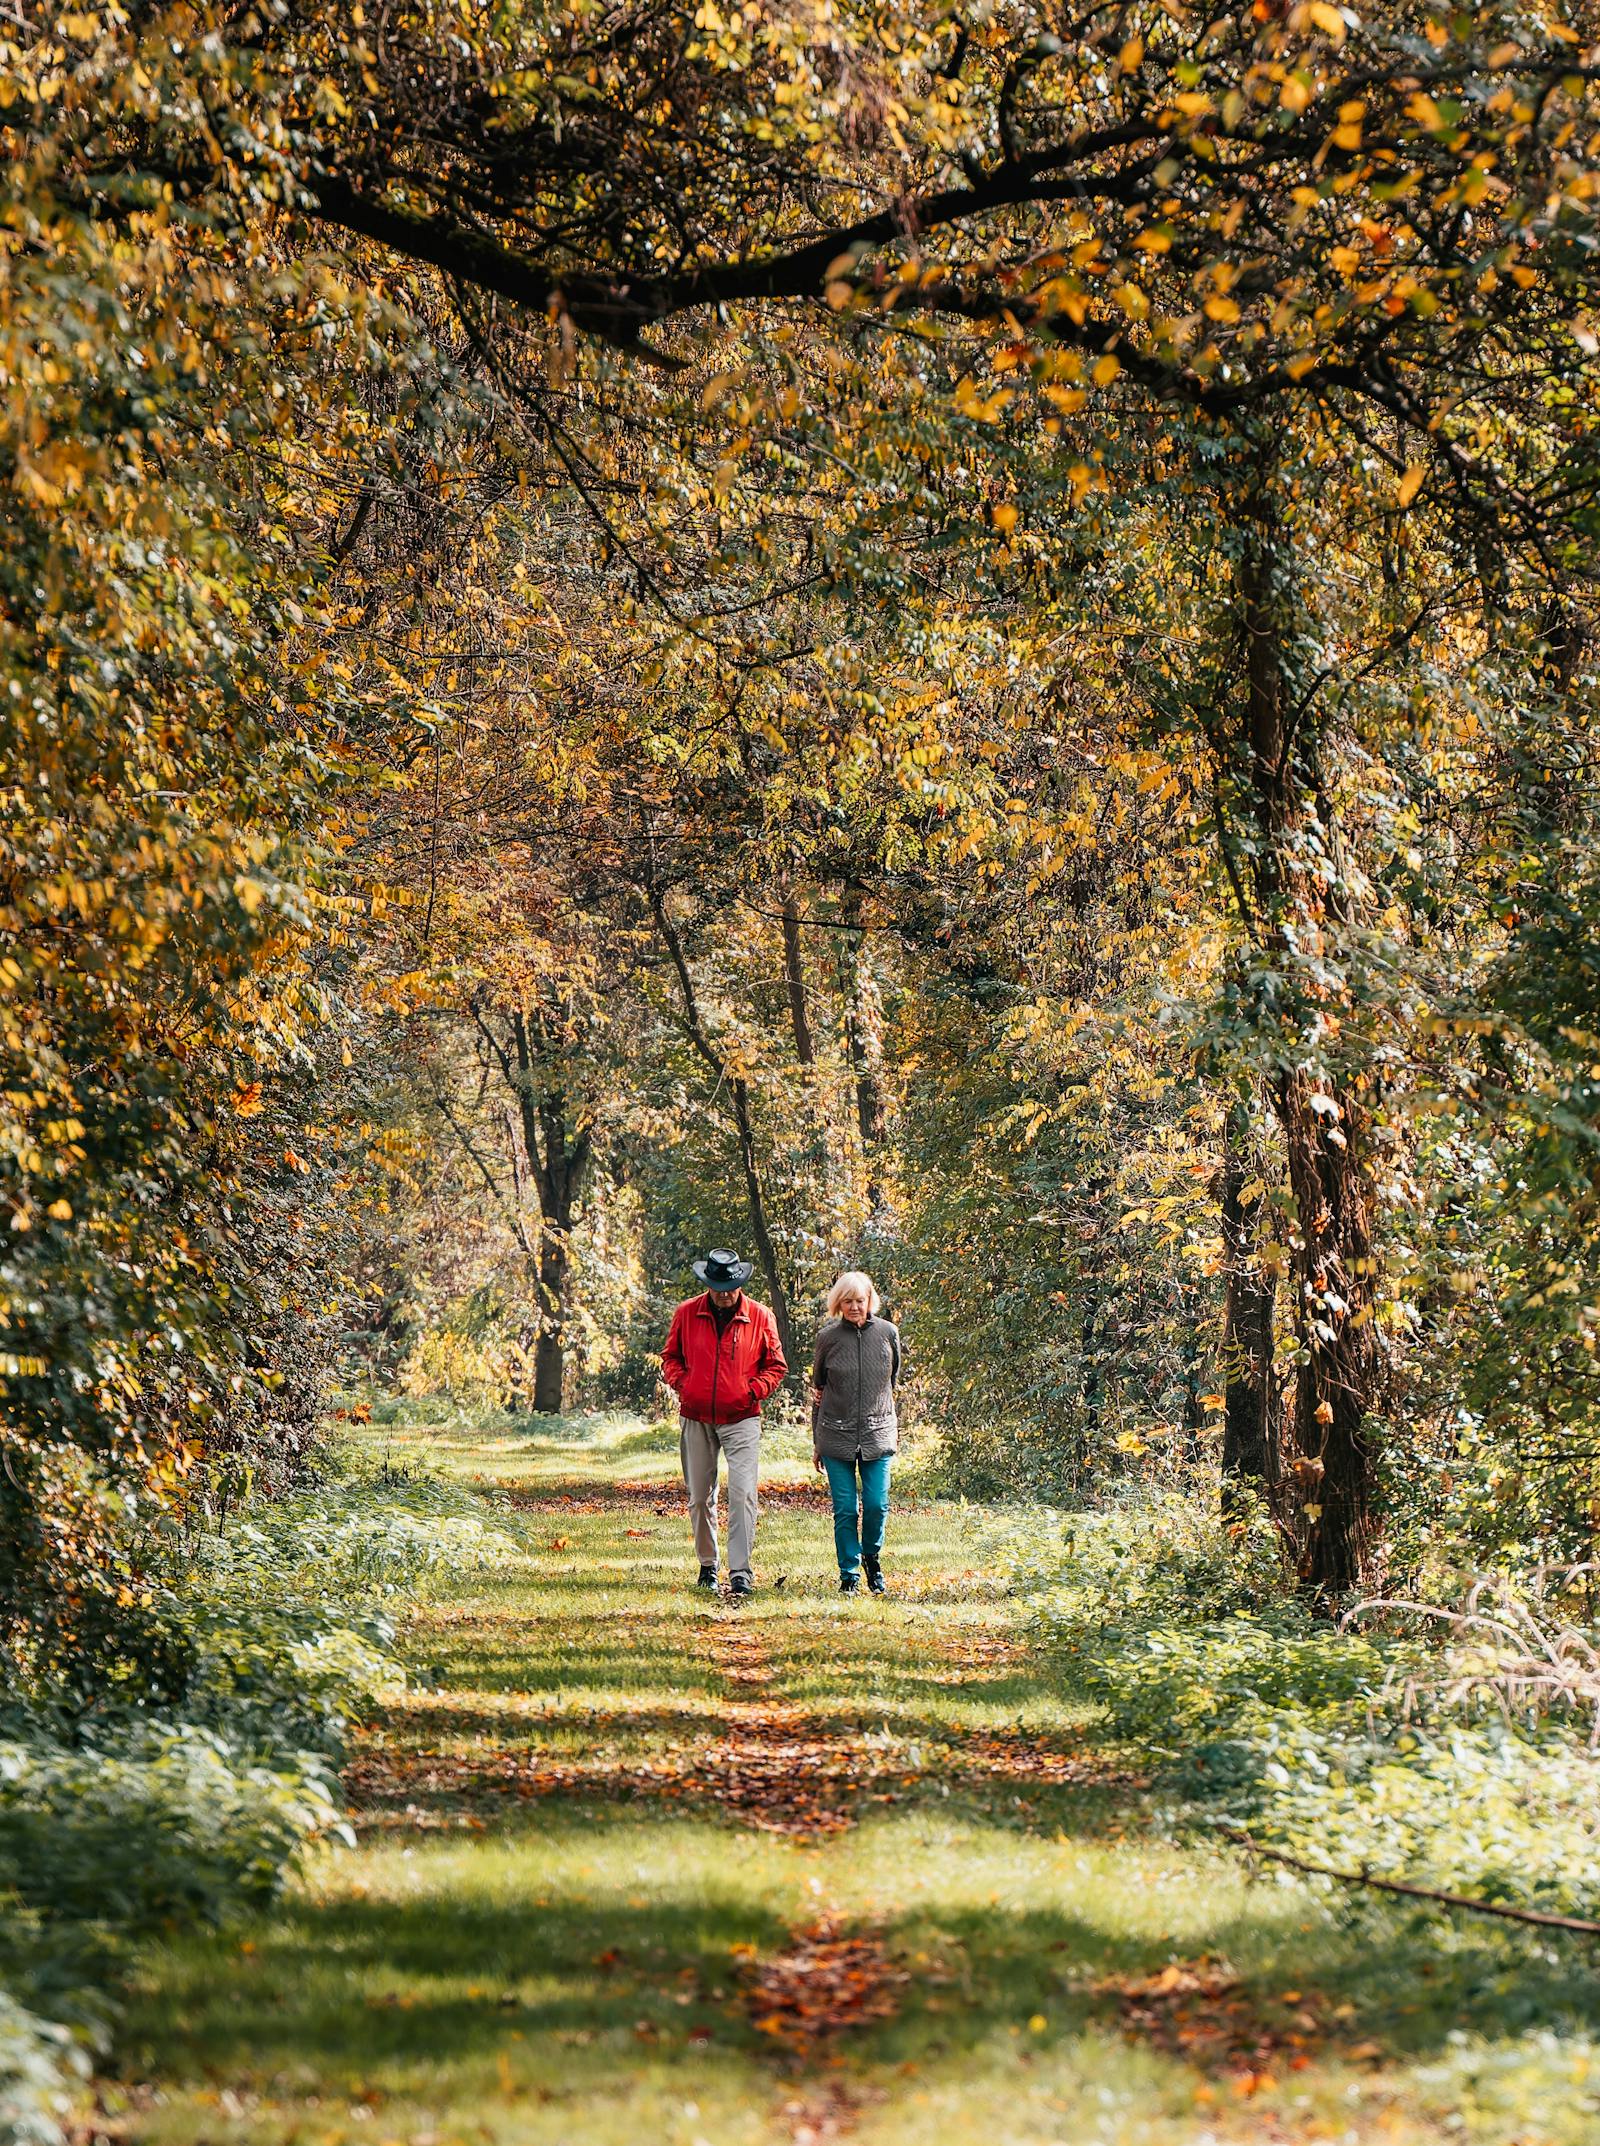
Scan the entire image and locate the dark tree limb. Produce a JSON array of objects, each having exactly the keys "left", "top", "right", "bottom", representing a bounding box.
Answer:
[
  {"left": 1222, "top": 1829, "right": 1600, "bottom": 1938},
  {"left": 643, "top": 869, "right": 797, "bottom": 1369}
]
